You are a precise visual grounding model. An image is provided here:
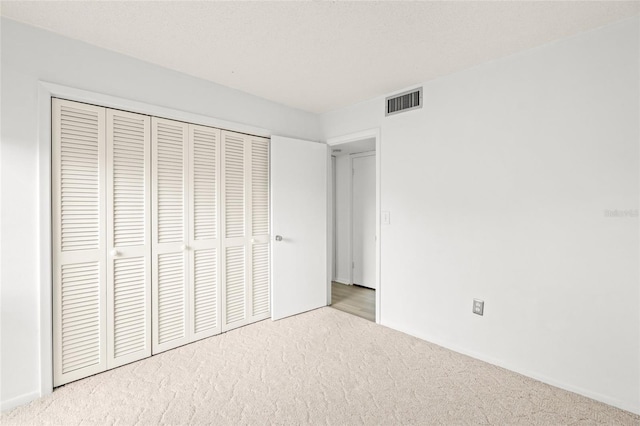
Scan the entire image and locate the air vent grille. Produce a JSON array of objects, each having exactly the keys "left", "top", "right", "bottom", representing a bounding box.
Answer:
[{"left": 386, "top": 88, "right": 422, "bottom": 116}]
